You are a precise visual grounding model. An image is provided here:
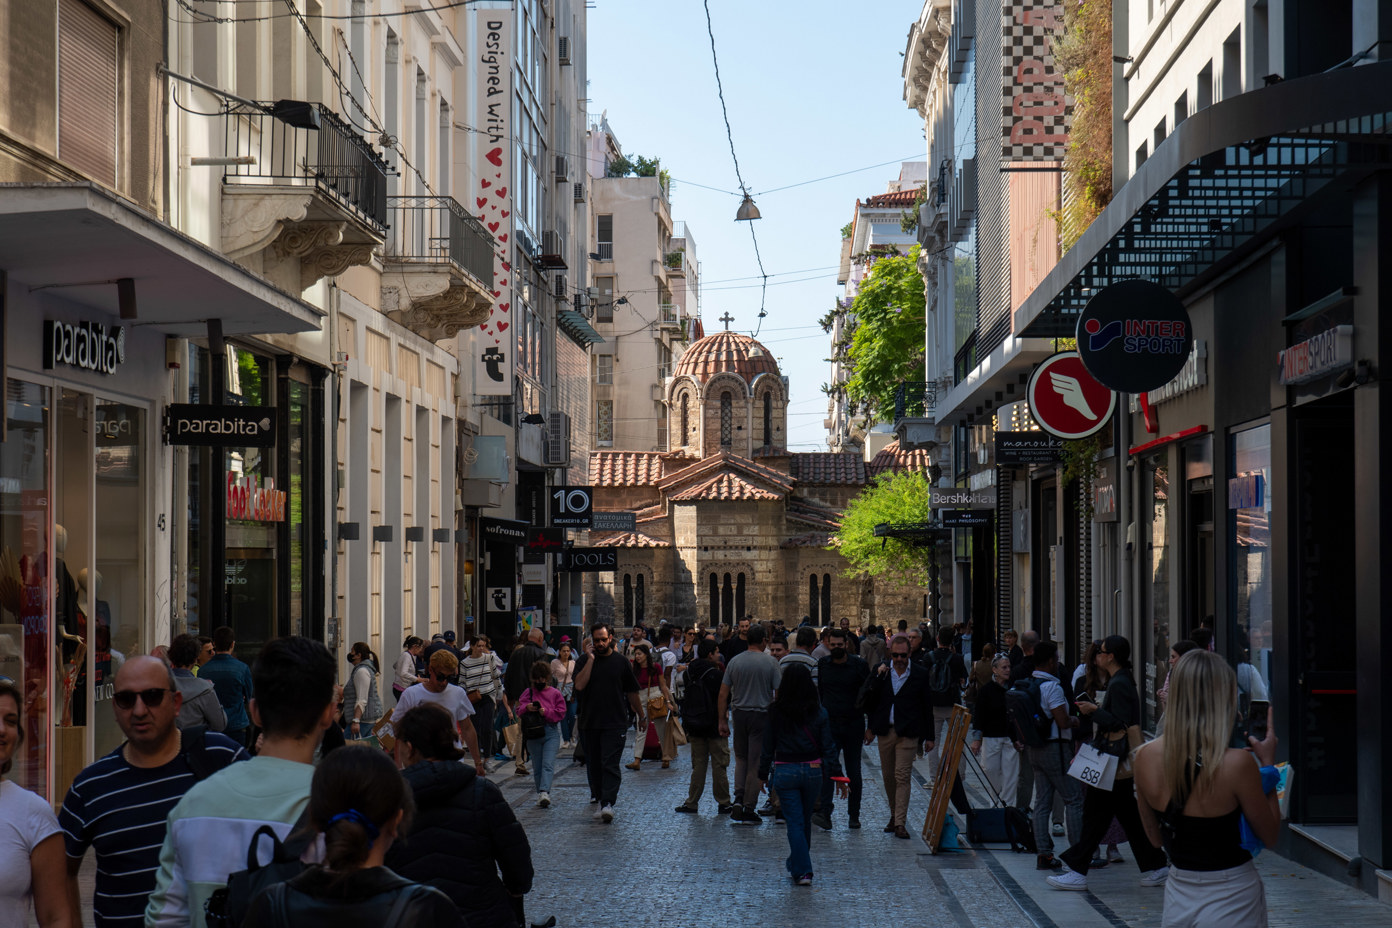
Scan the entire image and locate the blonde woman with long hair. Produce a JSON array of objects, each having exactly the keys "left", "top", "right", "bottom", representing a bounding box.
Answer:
[{"left": 1134, "top": 650, "right": 1280, "bottom": 927}]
